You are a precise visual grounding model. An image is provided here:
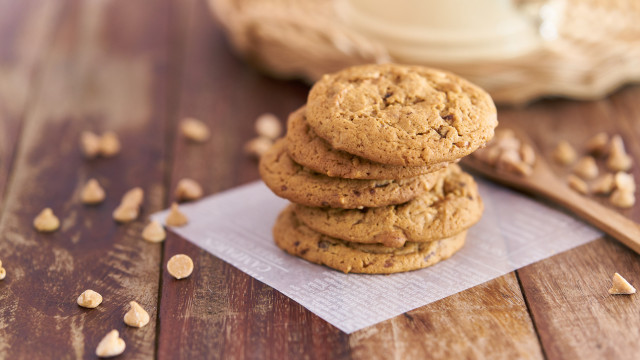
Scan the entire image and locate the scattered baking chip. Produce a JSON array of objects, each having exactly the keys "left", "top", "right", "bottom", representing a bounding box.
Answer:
[
  {"left": 567, "top": 174, "right": 588, "bottom": 195},
  {"left": 77, "top": 289, "right": 103, "bottom": 308},
  {"left": 255, "top": 113, "right": 282, "bottom": 139},
  {"left": 606, "top": 135, "right": 633, "bottom": 171},
  {"left": 121, "top": 187, "right": 144, "bottom": 208},
  {"left": 591, "top": 173, "right": 615, "bottom": 195},
  {"left": 167, "top": 254, "right": 194, "bottom": 279},
  {"left": 609, "top": 189, "right": 635, "bottom": 208},
  {"left": 608, "top": 272, "right": 636, "bottom": 295},
  {"left": 81, "top": 178, "right": 106, "bottom": 205},
  {"left": 573, "top": 156, "right": 599, "bottom": 180},
  {"left": 165, "top": 203, "right": 188, "bottom": 227},
  {"left": 33, "top": 208, "right": 60, "bottom": 232},
  {"left": 519, "top": 143, "right": 536, "bottom": 166},
  {"left": 175, "top": 178, "right": 203, "bottom": 202},
  {"left": 614, "top": 172, "right": 636, "bottom": 193},
  {"left": 142, "top": 220, "right": 166, "bottom": 243},
  {"left": 181, "top": 118, "right": 210, "bottom": 142},
  {"left": 99, "top": 131, "right": 121, "bottom": 157},
  {"left": 123, "top": 301, "right": 150, "bottom": 328},
  {"left": 0, "top": 266, "right": 5, "bottom": 280},
  {"left": 553, "top": 141, "right": 577, "bottom": 165},
  {"left": 96, "top": 330, "right": 126, "bottom": 358},
  {"left": 80, "top": 131, "right": 101, "bottom": 158},
  {"left": 113, "top": 204, "right": 139, "bottom": 223},
  {"left": 496, "top": 149, "right": 532, "bottom": 176},
  {"left": 494, "top": 136, "right": 520, "bottom": 151},
  {"left": 244, "top": 137, "right": 273, "bottom": 158},
  {"left": 585, "top": 132, "right": 609, "bottom": 156}
]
